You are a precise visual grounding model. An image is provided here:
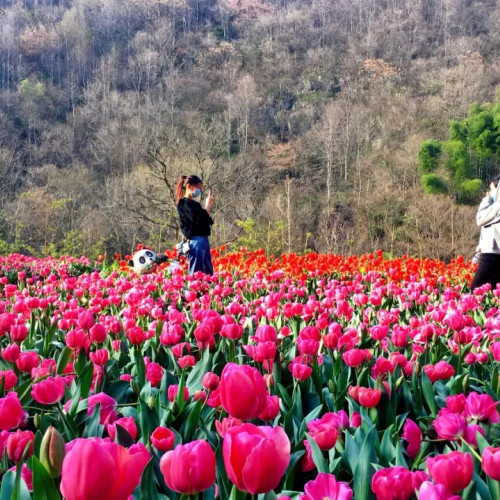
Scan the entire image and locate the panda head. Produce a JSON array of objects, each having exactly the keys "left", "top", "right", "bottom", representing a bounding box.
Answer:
[{"left": 128, "top": 249, "right": 158, "bottom": 275}]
